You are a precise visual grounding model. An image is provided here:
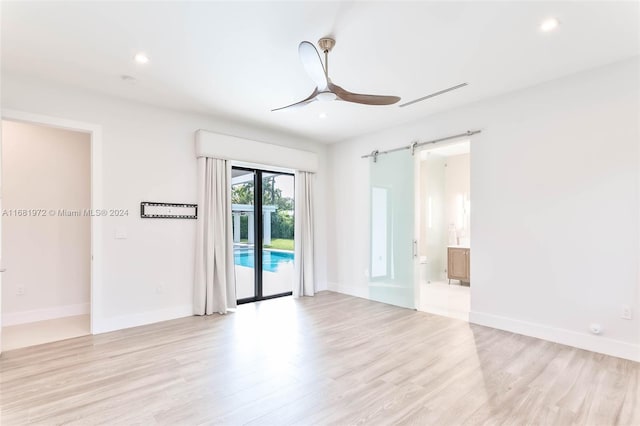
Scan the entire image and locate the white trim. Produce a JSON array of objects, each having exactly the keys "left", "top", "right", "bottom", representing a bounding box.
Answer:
[
  {"left": 470, "top": 310, "right": 640, "bottom": 362},
  {"left": 1, "top": 109, "right": 103, "bottom": 335},
  {"left": 196, "top": 129, "right": 319, "bottom": 172},
  {"left": 2, "top": 303, "right": 90, "bottom": 326},
  {"left": 93, "top": 305, "right": 193, "bottom": 334}
]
